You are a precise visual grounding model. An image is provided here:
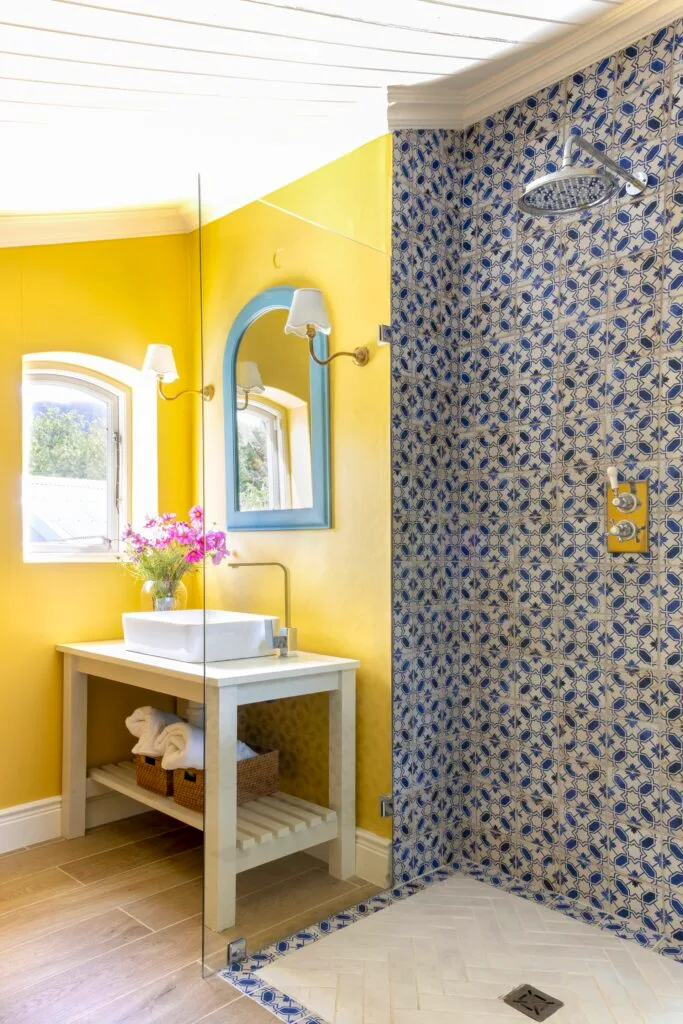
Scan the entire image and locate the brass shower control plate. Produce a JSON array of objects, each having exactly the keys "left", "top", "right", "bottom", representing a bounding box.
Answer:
[{"left": 606, "top": 481, "right": 649, "bottom": 553}]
